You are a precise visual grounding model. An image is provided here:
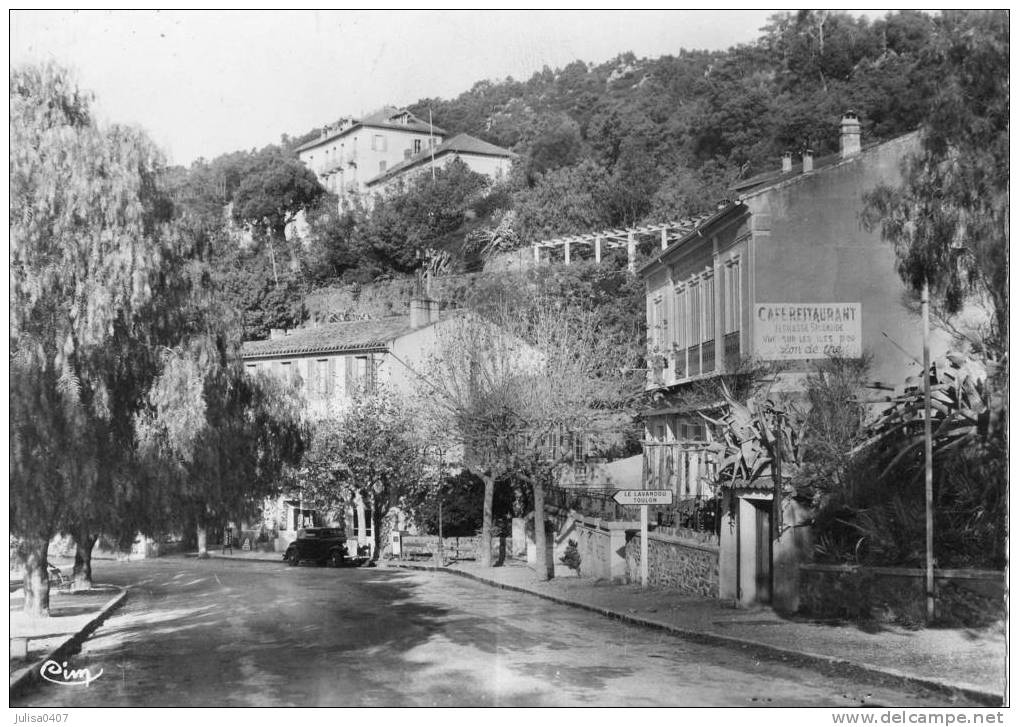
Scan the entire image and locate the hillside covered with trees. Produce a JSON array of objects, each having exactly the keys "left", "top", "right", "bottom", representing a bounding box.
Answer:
[{"left": 166, "top": 10, "right": 1001, "bottom": 341}]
